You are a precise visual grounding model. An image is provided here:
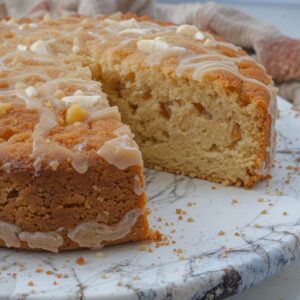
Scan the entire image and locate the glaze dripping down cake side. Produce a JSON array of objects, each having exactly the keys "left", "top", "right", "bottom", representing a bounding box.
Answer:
[{"left": 0, "top": 14, "right": 276, "bottom": 252}]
